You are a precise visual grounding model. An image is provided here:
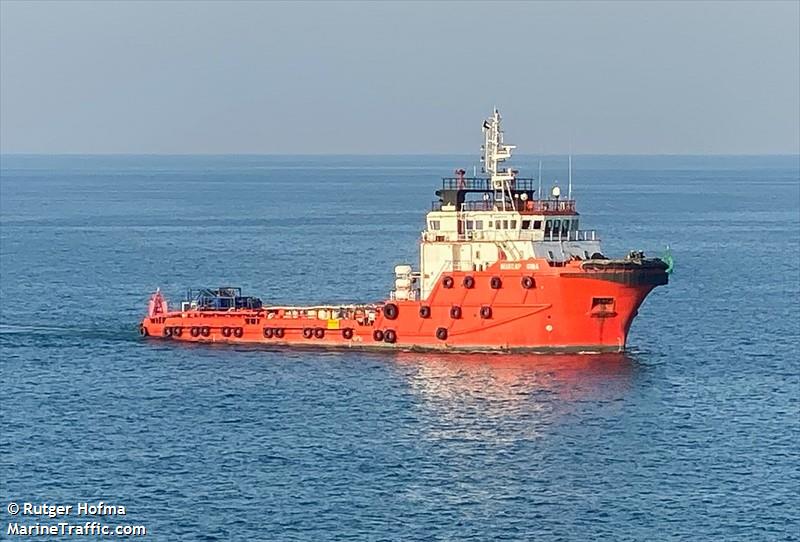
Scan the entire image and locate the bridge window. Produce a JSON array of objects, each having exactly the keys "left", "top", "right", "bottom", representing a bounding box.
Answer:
[
  {"left": 522, "top": 220, "right": 531, "bottom": 229},
  {"left": 502, "top": 220, "right": 509, "bottom": 229},
  {"left": 553, "top": 219, "right": 561, "bottom": 234},
  {"left": 510, "top": 220, "right": 517, "bottom": 229},
  {"left": 545, "top": 220, "right": 552, "bottom": 234},
  {"left": 474, "top": 220, "right": 484, "bottom": 230},
  {"left": 533, "top": 220, "right": 542, "bottom": 230},
  {"left": 429, "top": 220, "right": 440, "bottom": 230},
  {"left": 466, "top": 220, "right": 474, "bottom": 230},
  {"left": 494, "top": 220, "right": 501, "bottom": 229}
]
